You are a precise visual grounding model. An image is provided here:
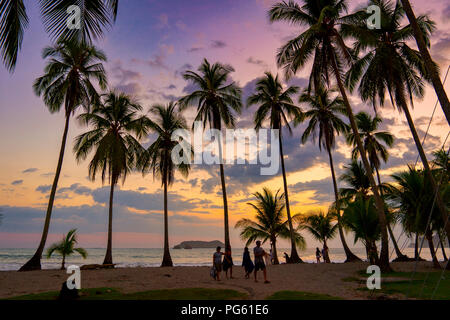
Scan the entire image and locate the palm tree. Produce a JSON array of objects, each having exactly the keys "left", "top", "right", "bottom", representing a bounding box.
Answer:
[
  {"left": 346, "top": 112, "right": 408, "bottom": 261},
  {"left": 19, "top": 40, "right": 107, "bottom": 271},
  {"left": 299, "top": 86, "right": 361, "bottom": 262},
  {"left": 247, "top": 72, "right": 303, "bottom": 262},
  {"left": 139, "top": 103, "right": 191, "bottom": 267},
  {"left": 344, "top": 0, "right": 450, "bottom": 244},
  {"left": 342, "top": 196, "right": 381, "bottom": 264},
  {"left": 388, "top": 167, "right": 444, "bottom": 268},
  {"left": 74, "top": 91, "right": 148, "bottom": 265},
  {"left": 398, "top": 0, "right": 450, "bottom": 125},
  {"left": 339, "top": 160, "right": 372, "bottom": 201},
  {"left": 235, "top": 188, "right": 306, "bottom": 265},
  {"left": 269, "top": 0, "right": 392, "bottom": 271},
  {"left": 46, "top": 229, "right": 87, "bottom": 270},
  {"left": 179, "top": 58, "right": 242, "bottom": 252},
  {"left": 0, "top": 0, "right": 119, "bottom": 72},
  {"left": 298, "top": 211, "right": 338, "bottom": 263}
]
